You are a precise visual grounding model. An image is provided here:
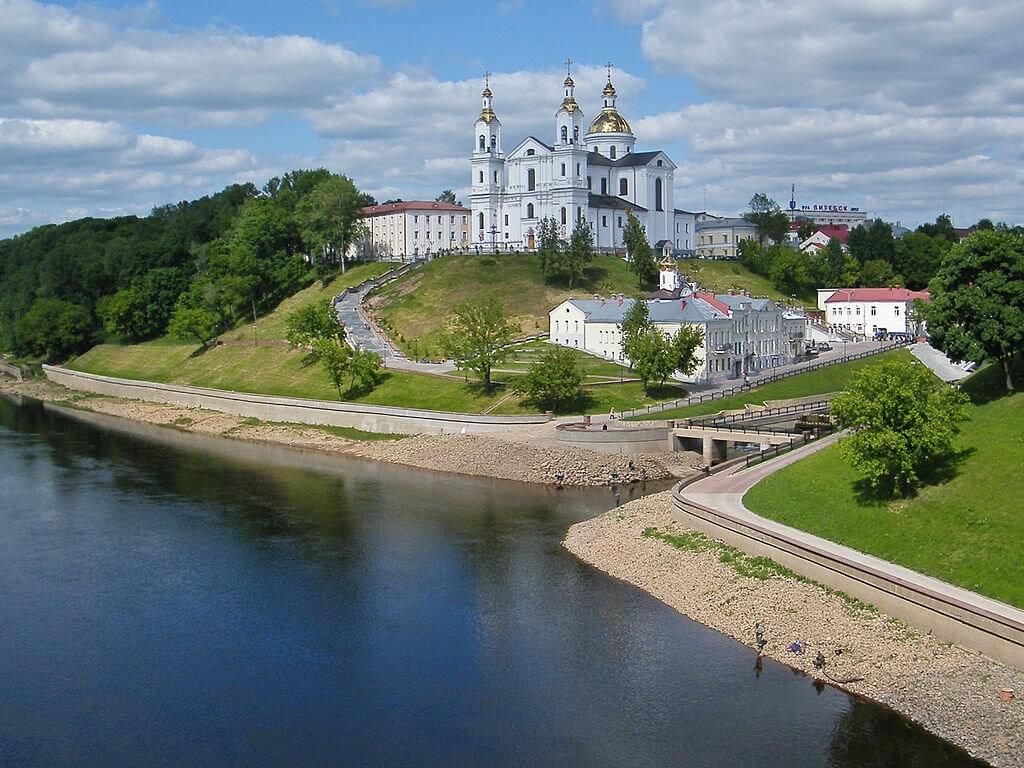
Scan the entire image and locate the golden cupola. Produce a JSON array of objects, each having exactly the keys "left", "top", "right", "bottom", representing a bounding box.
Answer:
[{"left": 588, "top": 76, "right": 632, "bottom": 135}]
